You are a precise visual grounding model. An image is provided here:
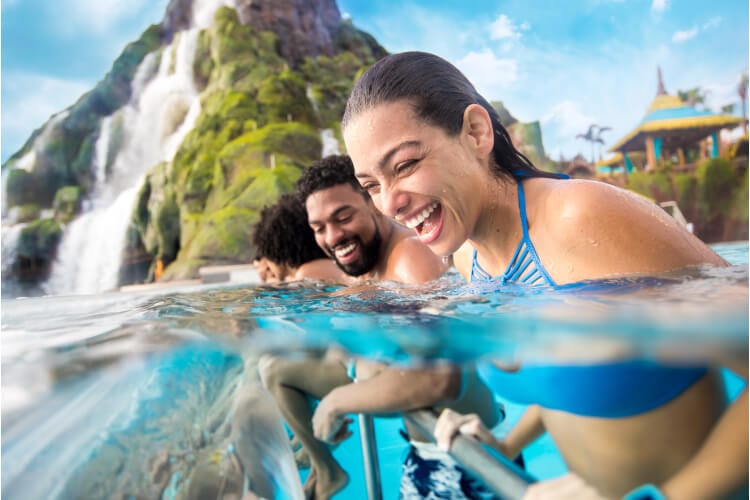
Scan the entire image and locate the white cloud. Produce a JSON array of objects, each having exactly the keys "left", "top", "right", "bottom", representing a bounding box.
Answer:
[
  {"left": 490, "top": 14, "right": 529, "bottom": 41},
  {"left": 2, "top": 72, "right": 92, "bottom": 157},
  {"left": 702, "top": 17, "right": 721, "bottom": 30},
  {"left": 540, "top": 100, "right": 598, "bottom": 138},
  {"left": 672, "top": 16, "right": 721, "bottom": 44},
  {"left": 672, "top": 28, "right": 699, "bottom": 43},
  {"left": 652, "top": 0, "right": 668, "bottom": 12},
  {"left": 704, "top": 79, "right": 743, "bottom": 112},
  {"left": 454, "top": 49, "right": 518, "bottom": 96},
  {"left": 53, "top": 0, "right": 154, "bottom": 36}
]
